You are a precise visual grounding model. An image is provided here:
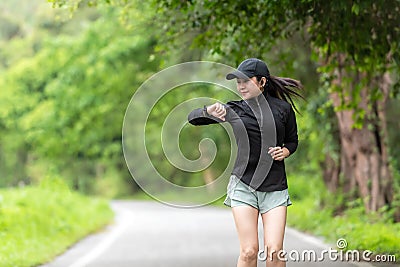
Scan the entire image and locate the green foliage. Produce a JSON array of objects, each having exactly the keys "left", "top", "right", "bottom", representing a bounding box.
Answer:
[
  {"left": 153, "top": 1, "right": 399, "bottom": 61},
  {"left": 0, "top": 176, "right": 113, "bottom": 267},
  {"left": 0, "top": 5, "right": 159, "bottom": 193},
  {"left": 152, "top": 0, "right": 400, "bottom": 120}
]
